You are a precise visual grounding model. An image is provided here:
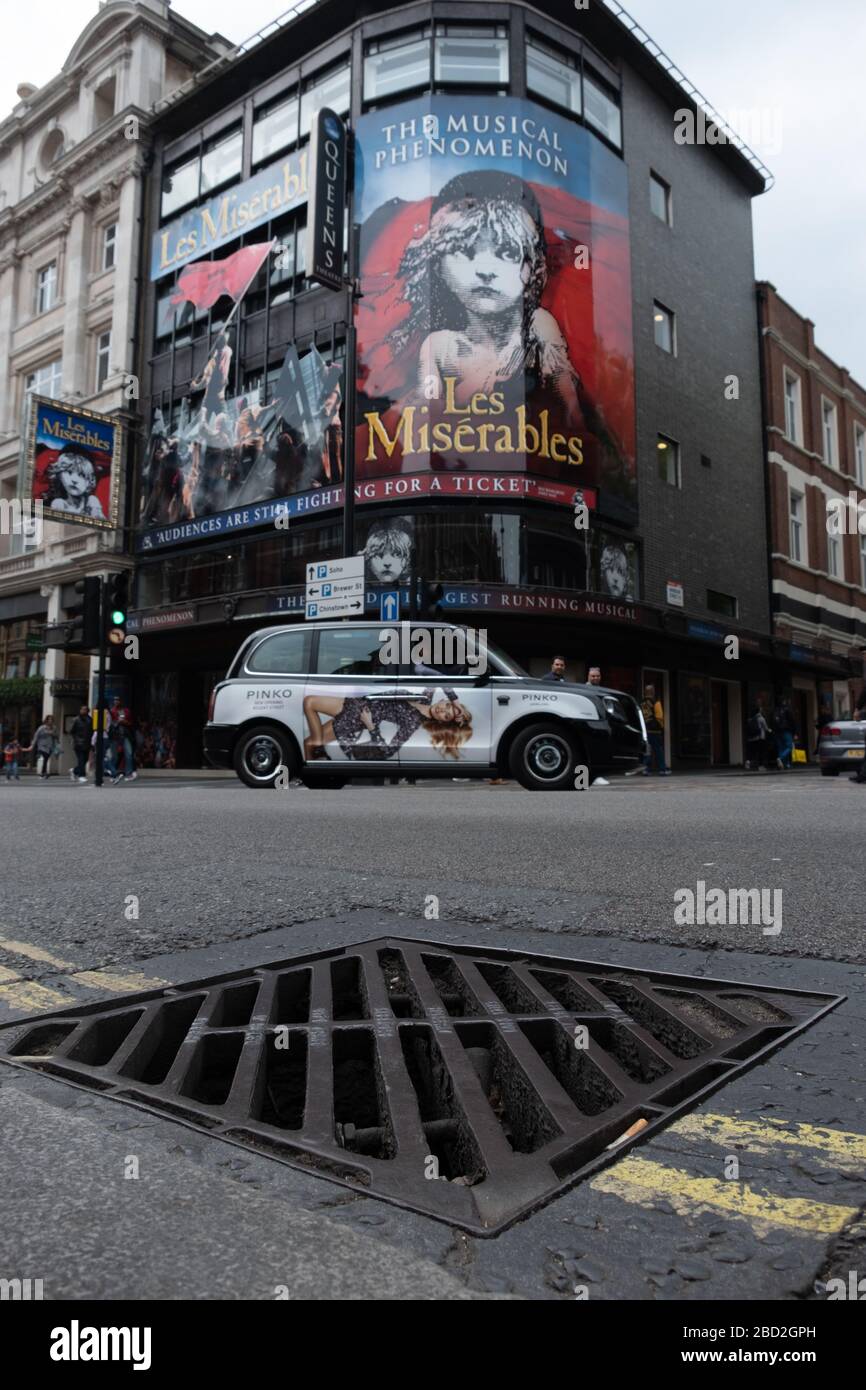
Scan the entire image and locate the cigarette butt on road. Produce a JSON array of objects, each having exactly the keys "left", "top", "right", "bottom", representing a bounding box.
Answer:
[{"left": 605, "top": 1117, "right": 649, "bottom": 1151}]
